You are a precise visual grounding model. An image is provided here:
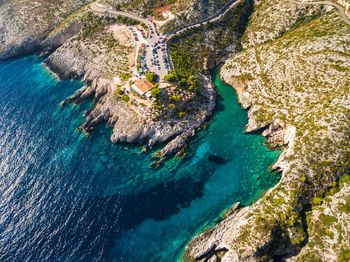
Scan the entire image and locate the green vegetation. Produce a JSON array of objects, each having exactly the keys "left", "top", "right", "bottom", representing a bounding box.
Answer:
[
  {"left": 80, "top": 12, "right": 139, "bottom": 41},
  {"left": 339, "top": 249, "right": 350, "bottom": 262},
  {"left": 221, "top": 7, "right": 350, "bottom": 259},
  {"left": 81, "top": 12, "right": 113, "bottom": 40},
  {"left": 115, "top": 15, "right": 139, "bottom": 25},
  {"left": 121, "top": 73, "right": 131, "bottom": 81},
  {"left": 151, "top": 87, "right": 161, "bottom": 98},
  {"left": 116, "top": 89, "right": 124, "bottom": 95},
  {"left": 49, "top": 5, "right": 88, "bottom": 37},
  {"left": 312, "top": 197, "right": 322, "bottom": 205},
  {"left": 146, "top": 72, "right": 157, "bottom": 83},
  {"left": 122, "top": 94, "right": 130, "bottom": 102},
  {"left": 167, "top": 0, "right": 252, "bottom": 91},
  {"left": 164, "top": 70, "right": 178, "bottom": 82},
  {"left": 178, "top": 112, "right": 186, "bottom": 118}
]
